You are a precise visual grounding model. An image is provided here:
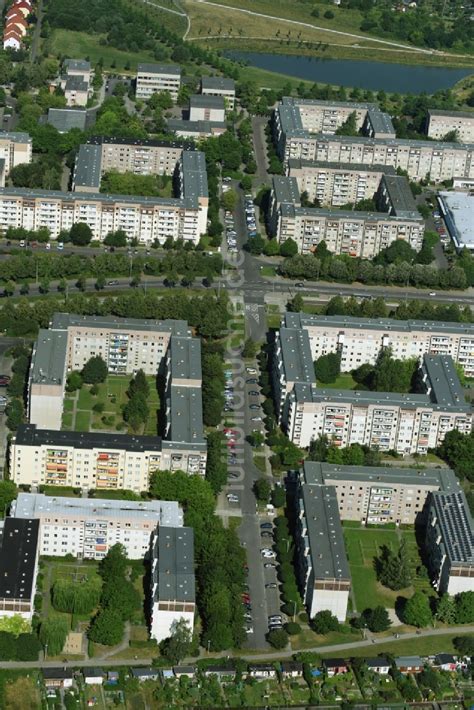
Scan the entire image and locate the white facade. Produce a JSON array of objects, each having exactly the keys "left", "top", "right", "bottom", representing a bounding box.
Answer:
[
  {"left": 136, "top": 64, "right": 181, "bottom": 101},
  {"left": 0, "top": 131, "right": 32, "bottom": 175},
  {"left": 288, "top": 160, "right": 385, "bottom": 207},
  {"left": 201, "top": 77, "right": 235, "bottom": 110},
  {"left": 309, "top": 587, "right": 349, "bottom": 622},
  {"left": 10, "top": 493, "right": 183, "bottom": 561},
  {"left": 427, "top": 111, "right": 474, "bottom": 143},
  {"left": 189, "top": 96, "right": 225, "bottom": 123}
]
